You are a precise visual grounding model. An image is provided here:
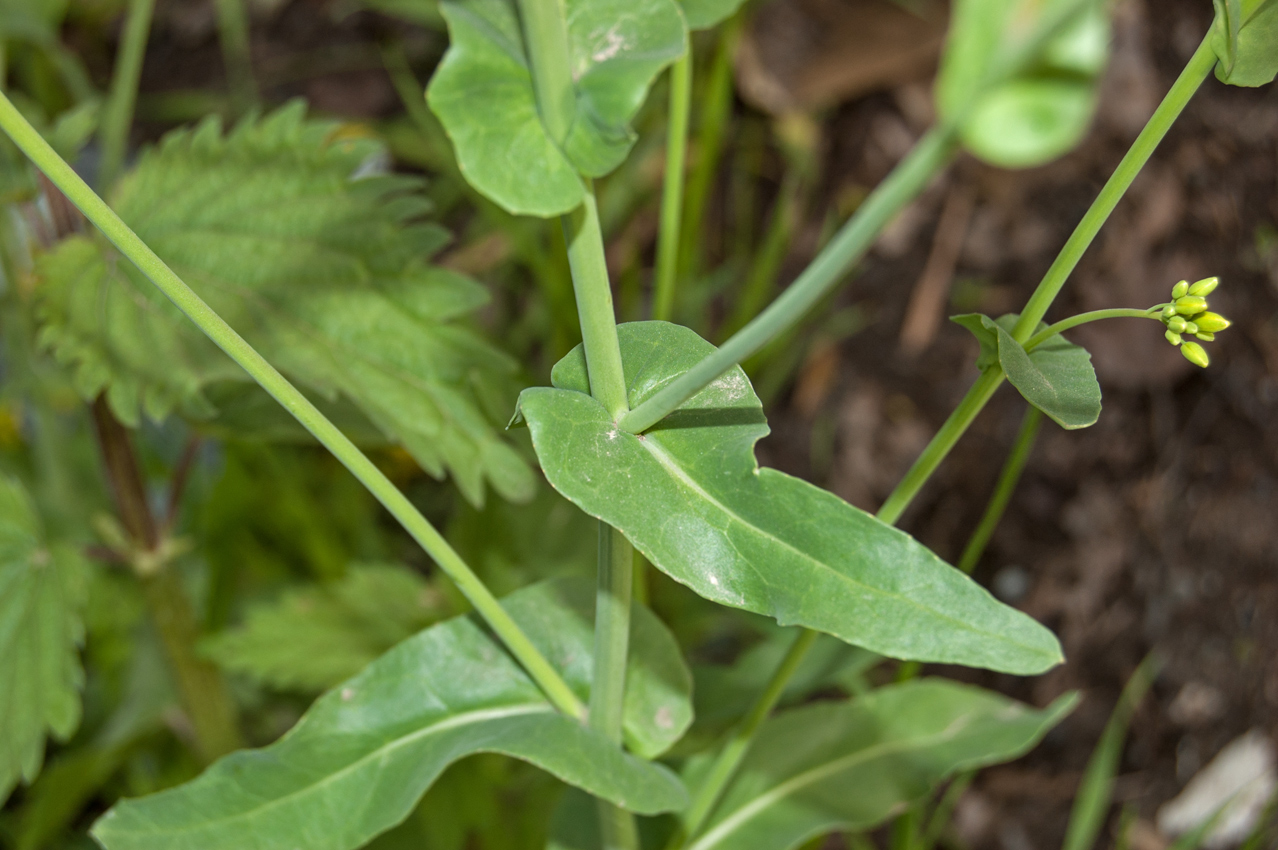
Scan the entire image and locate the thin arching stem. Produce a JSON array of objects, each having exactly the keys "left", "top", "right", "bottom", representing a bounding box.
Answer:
[{"left": 99, "top": 0, "right": 156, "bottom": 190}]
